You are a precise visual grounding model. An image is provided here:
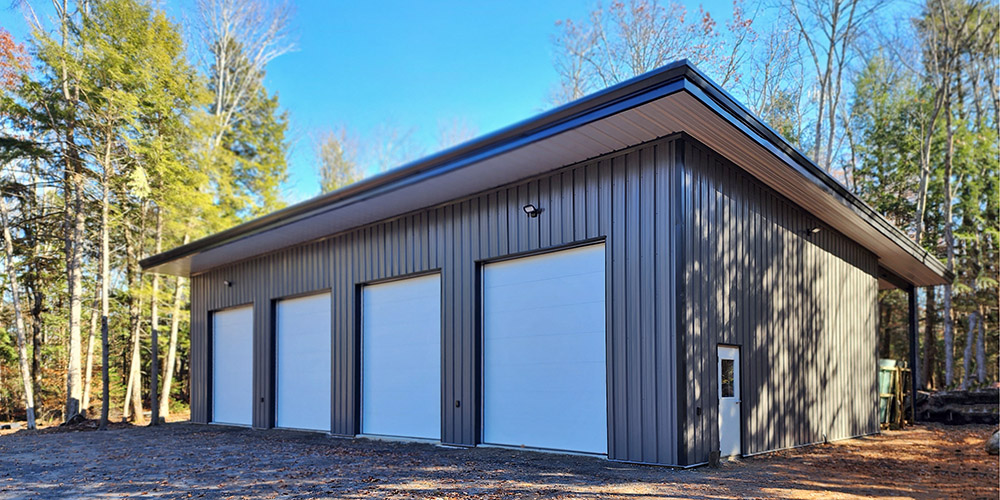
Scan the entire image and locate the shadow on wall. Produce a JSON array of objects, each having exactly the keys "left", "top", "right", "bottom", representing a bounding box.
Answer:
[{"left": 686, "top": 140, "right": 878, "bottom": 462}]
